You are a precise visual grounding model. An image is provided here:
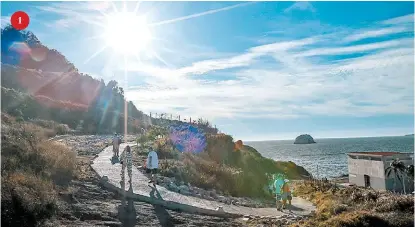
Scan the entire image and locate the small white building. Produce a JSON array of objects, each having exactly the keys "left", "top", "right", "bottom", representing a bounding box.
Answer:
[{"left": 347, "top": 152, "right": 414, "bottom": 193}]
